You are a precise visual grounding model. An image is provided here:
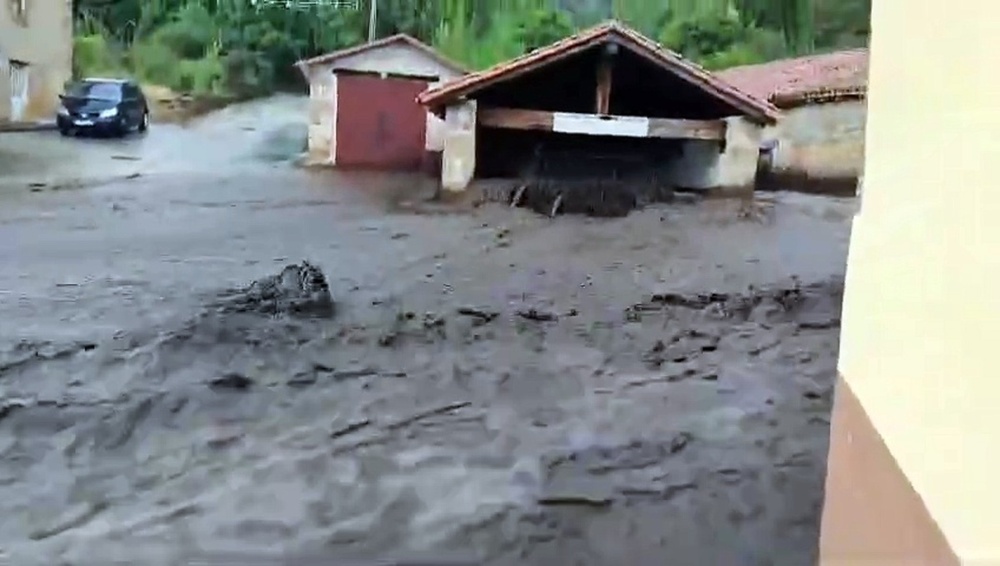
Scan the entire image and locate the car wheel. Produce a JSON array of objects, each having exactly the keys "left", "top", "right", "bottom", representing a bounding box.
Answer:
[
  {"left": 59, "top": 127, "right": 70, "bottom": 137},
  {"left": 139, "top": 110, "right": 149, "bottom": 132}
]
